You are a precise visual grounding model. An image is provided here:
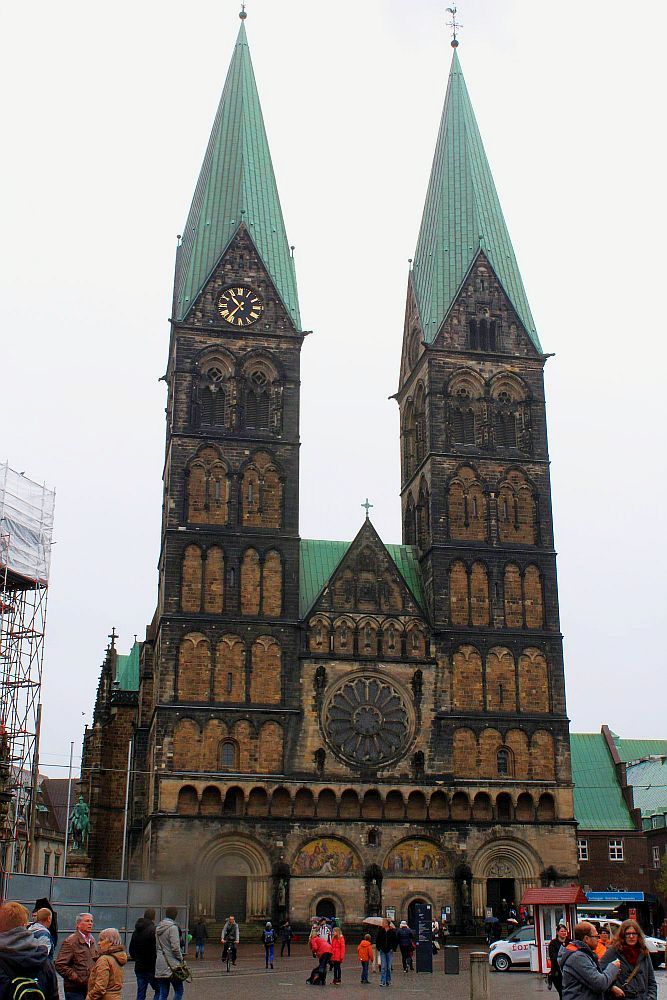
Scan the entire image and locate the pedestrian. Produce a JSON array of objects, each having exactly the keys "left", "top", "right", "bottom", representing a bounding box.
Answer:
[
  {"left": 261, "top": 922, "right": 275, "bottom": 970},
  {"left": 357, "top": 934, "right": 373, "bottom": 985},
  {"left": 309, "top": 933, "right": 333, "bottom": 986},
  {"left": 599, "top": 919, "right": 657, "bottom": 1000},
  {"left": 129, "top": 908, "right": 159, "bottom": 1000},
  {"left": 220, "top": 916, "right": 239, "bottom": 967},
  {"left": 548, "top": 923, "right": 570, "bottom": 998},
  {"left": 28, "top": 907, "right": 54, "bottom": 958},
  {"left": 55, "top": 912, "right": 100, "bottom": 1000},
  {"left": 86, "top": 928, "right": 127, "bottom": 1000},
  {"left": 317, "top": 919, "right": 332, "bottom": 944},
  {"left": 594, "top": 926, "right": 611, "bottom": 959},
  {"left": 0, "top": 901, "right": 59, "bottom": 1000},
  {"left": 280, "top": 920, "right": 292, "bottom": 958},
  {"left": 375, "top": 917, "right": 398, "bottom": 988},
  {"left": 559, "top": 921, "right": 621, "bottom": 1000},
  {"left": 330, "top": 927, "right": 345, "bottom": 985},
  {"left": 192, "top": 919, "right": 208, "bottom": 961},
  {"left": 397, "top": 921, "right": 414, "bottom": 973},
  {"left": 155, "top": 908, "right": 186, "bottom": 1000},
  {"left": 34, "top": 898, "right": 58, "bottom": 952}
]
